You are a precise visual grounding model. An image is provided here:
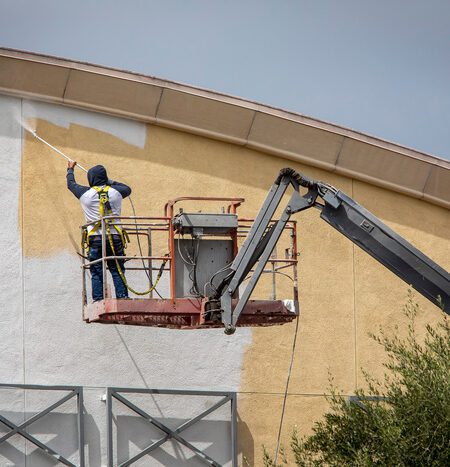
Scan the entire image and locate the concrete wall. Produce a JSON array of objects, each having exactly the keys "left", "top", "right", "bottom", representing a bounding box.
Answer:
[{"left": 0, "top": 94, "right": 448, "bottom": 466}]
